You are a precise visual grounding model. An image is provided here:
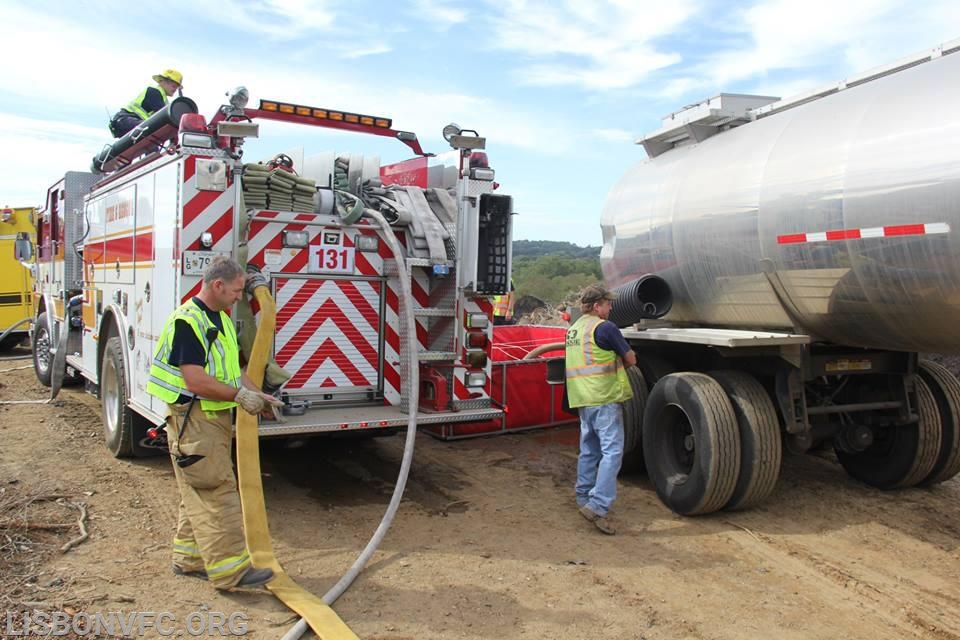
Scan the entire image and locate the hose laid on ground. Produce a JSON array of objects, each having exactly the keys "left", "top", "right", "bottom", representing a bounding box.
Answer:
[
  {"left": 281, "top": 206, "right": 421, "bottom": 640},
  {"left": 0, "top": 317, "right": 31, "bottom": 346},
  {"left": 236, "top": 286, "right": 358, "bottom": 639}
]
